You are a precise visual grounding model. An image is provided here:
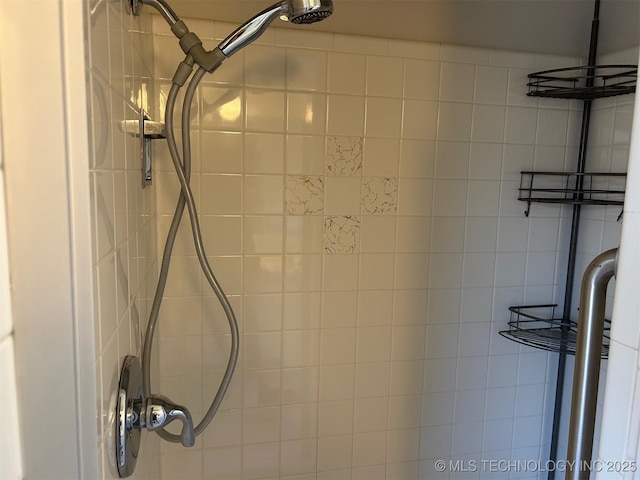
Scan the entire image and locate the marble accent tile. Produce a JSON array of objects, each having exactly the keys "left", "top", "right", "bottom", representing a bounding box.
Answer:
[
  {"left": 285, "top": 176, "right": 324, "bottom": 215},
  {"left": 326, "top": 136, "right": 363, "bottom": 176},
  {"left": 324, "top": 216, "right": 361, "bottom": 254},
  {"left": 362, "top": 177, "right": 398, "bottom": 214}
]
